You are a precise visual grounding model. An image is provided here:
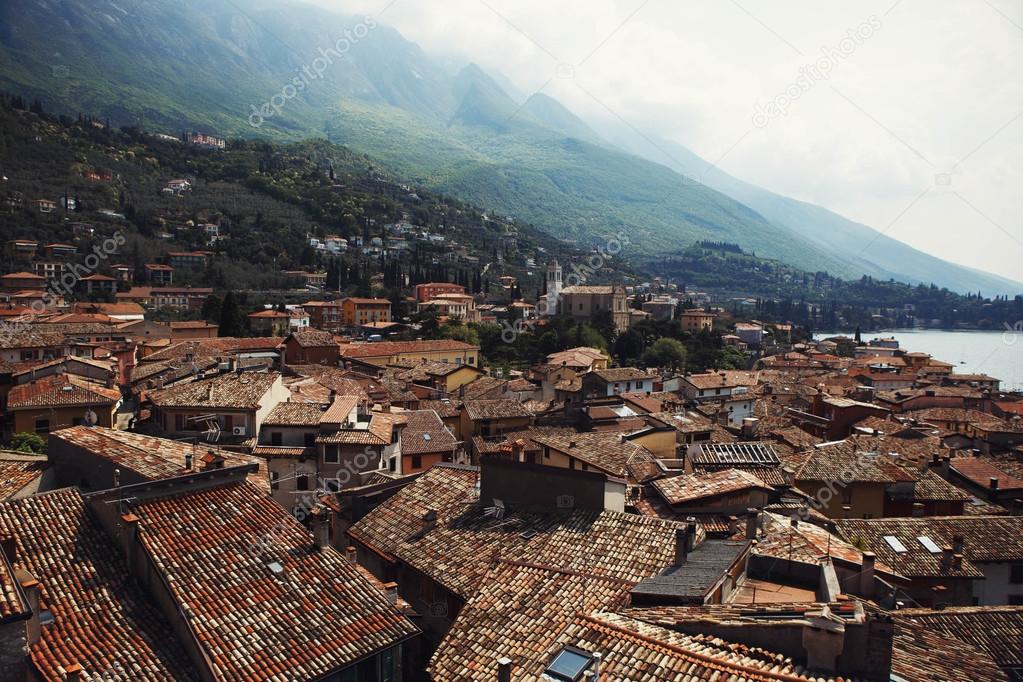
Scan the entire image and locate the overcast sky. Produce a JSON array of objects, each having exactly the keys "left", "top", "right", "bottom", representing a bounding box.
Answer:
[{"left": 317, "top": 0, "right": 1023, "bottom": 283}]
